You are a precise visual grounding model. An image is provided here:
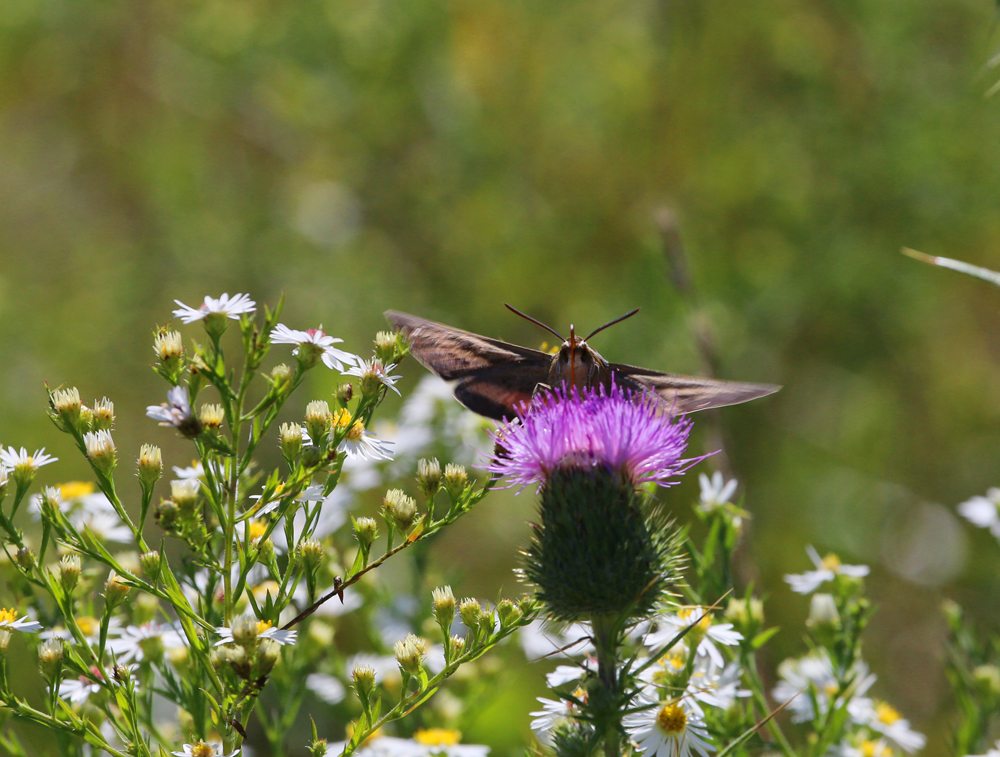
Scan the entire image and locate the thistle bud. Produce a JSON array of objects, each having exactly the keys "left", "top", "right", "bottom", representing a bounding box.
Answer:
[
  {"left": 374, "top": 331, "right": 398, "bottom": 363},
  {"left": 416, "top": 458, "right": 442, "bottom": 500},
  {"left": 92, "top": 397, "right": 115, "bottom": 431},
  {"left": 443, "top": 463, "right": 468, "bottom": 501},
  {"left": 353, "top": 516, "right": 378, "bottom": 551},
  {"left": 305, "top": 401, "right": 332, "bottom": 446},
  {"left": 279, "top": 423, "right": 303, "bottom": 461},
  {"left": 103, "top": 571, "right": 131, "bottom": 610},
  {"left": 137, "top": 444, "right": 163, "bottom": 489},
  {"left": 51, "top": 387, "right": 83, "bottom": 432},
  {"left": 394, "top": 633, "right": 425, "bottom": 676},
  {"left": 496, "top": 598, "right": 521, "bottom": 628},
  {"left": 383, "top": 489, "right": 418, "bottom": 532},
  {"left": 198, "top": 403, "right": 225, "bottom": 433},
  {"left": 352, "top": 663, "right": 377, "bottom": 703},
  {"left": 83, "top": 430, "right": 117, "bottom": 475},
  {"left": 37, "top": 638, "right": 64, "bottom": 678},
  {"left": 432, "top": 586, "right": 456, "bottom": 628},
  {"left": 335, "top": 382, "right": 353, "bottom": 408},
  {"left": 15, "top": 547, "right": 35, "bottom": 572},
  {"left": 140, "top": 550, "right": 162, "bottom": 580},
  {"left": 459, "top": 598, "right": 482, "bottom": 629},
  {"left": 257, "top": 639, "right": 280, "bottom": 675},
  {"left": 59, "top": 554, "right": 82, "bottom": 593}
]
